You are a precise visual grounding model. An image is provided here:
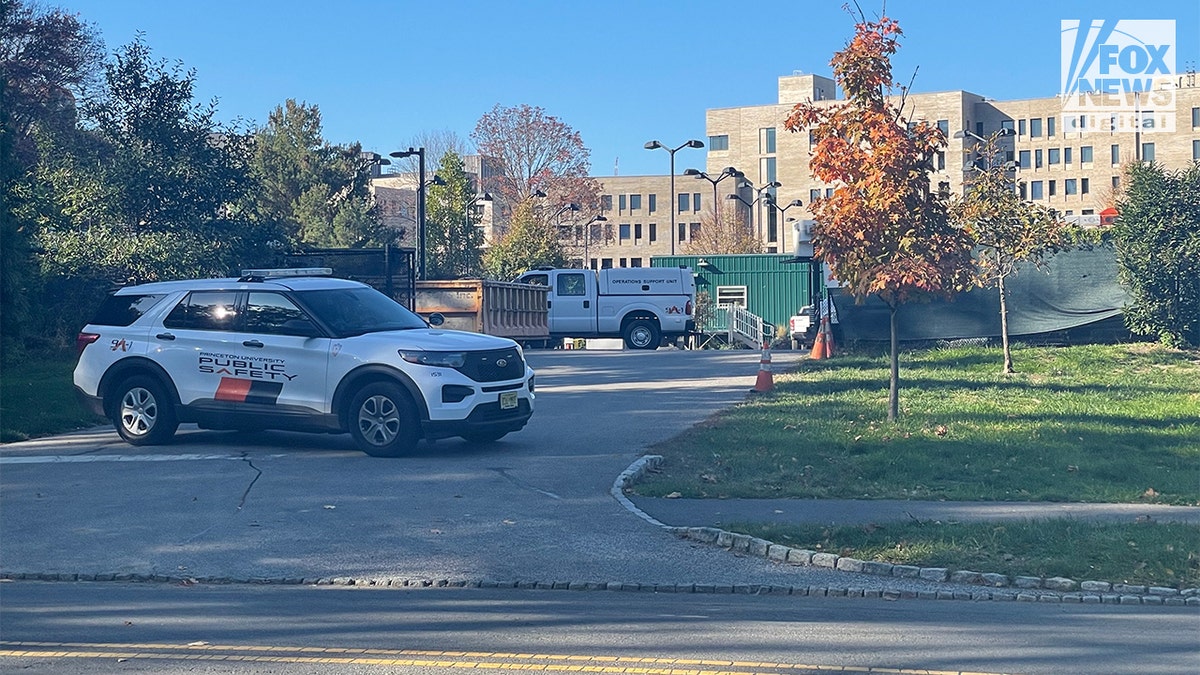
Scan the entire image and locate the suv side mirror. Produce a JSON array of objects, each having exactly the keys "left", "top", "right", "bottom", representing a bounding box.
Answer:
[{"left": 428, "top": 312, "right": 445, "bottom": 327}]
